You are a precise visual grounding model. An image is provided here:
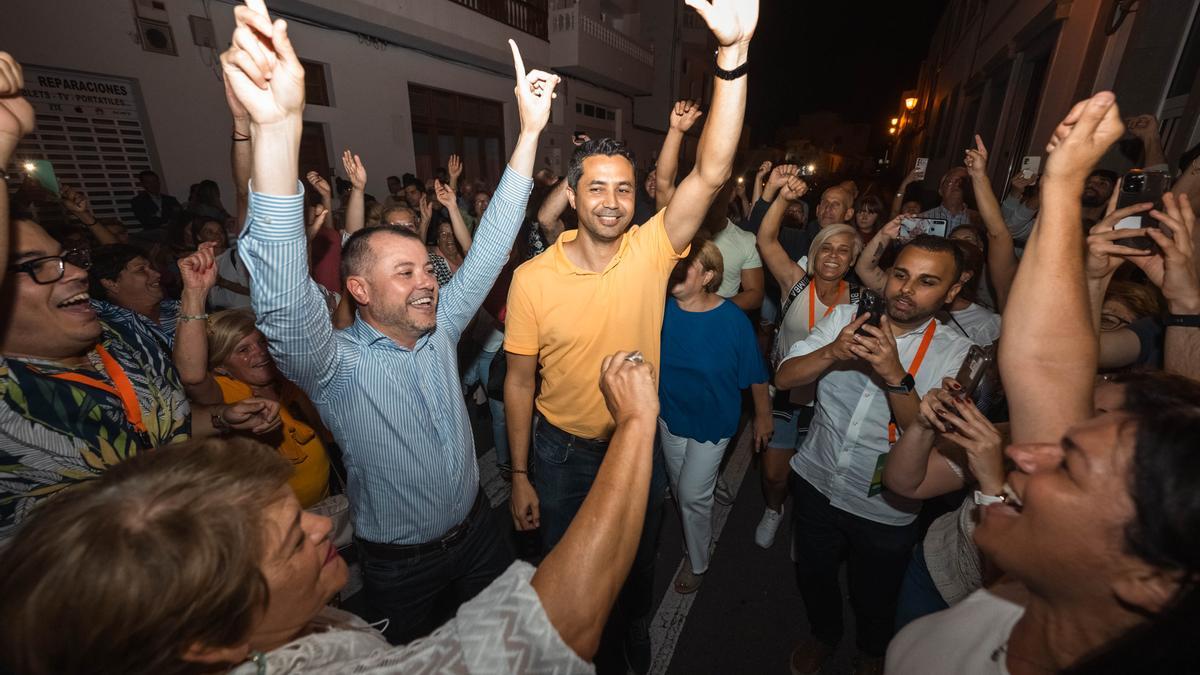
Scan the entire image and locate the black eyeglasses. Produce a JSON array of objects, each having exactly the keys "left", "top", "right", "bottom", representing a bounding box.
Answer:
[{"left": 7, "top": 248, "right": 92, "bottom": 284}]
